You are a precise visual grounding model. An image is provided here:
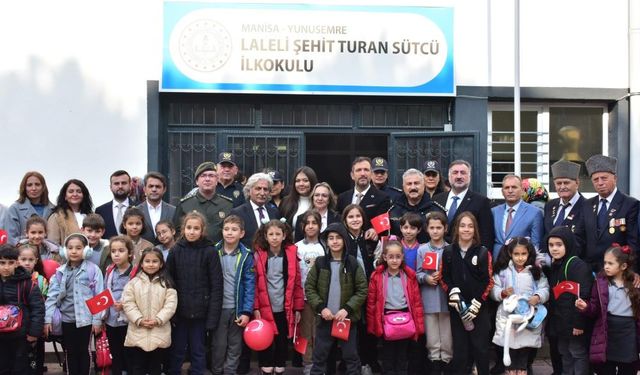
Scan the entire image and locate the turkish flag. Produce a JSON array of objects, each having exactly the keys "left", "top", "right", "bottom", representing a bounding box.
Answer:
[
  {"left": 0, "top": 229, "right": 7, "bottom": 245},
  {"left": 294, "top": 335, "right": 308, "bottom": 354},
  {"left": 86, "top": 289, "right": 114, "bottom": 315},
  {"left": 553, "top": 281, "right": 580, "bottom": 299},
  {"left": 371, "top": 213, "right": 391, "bottom": 234},
  {"left": 331, "top": 318, "right": 351, "bottom": 341},
  {"left": 422, "top": 252, "right": 439, "bottom": 271}
]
